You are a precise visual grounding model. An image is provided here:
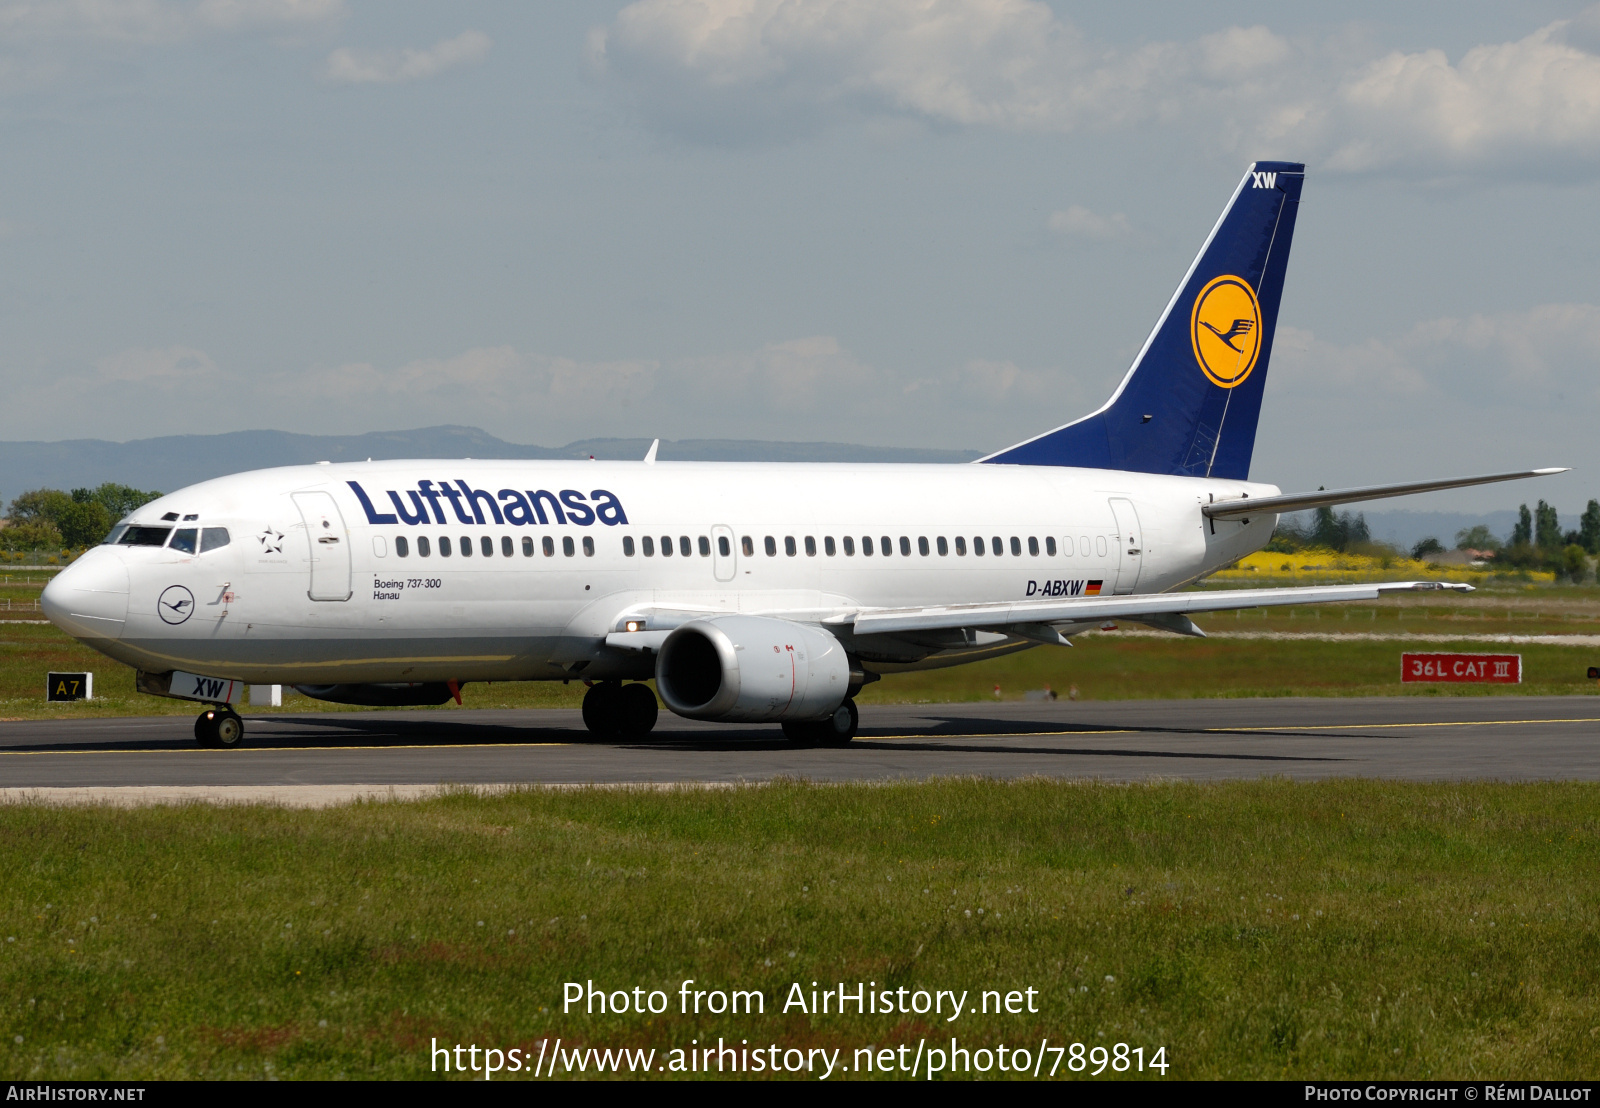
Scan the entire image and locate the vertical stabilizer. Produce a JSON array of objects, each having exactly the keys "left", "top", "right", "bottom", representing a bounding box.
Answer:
[{"left": 981, "top": 161, "right": 1304, "bottom": 480}]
